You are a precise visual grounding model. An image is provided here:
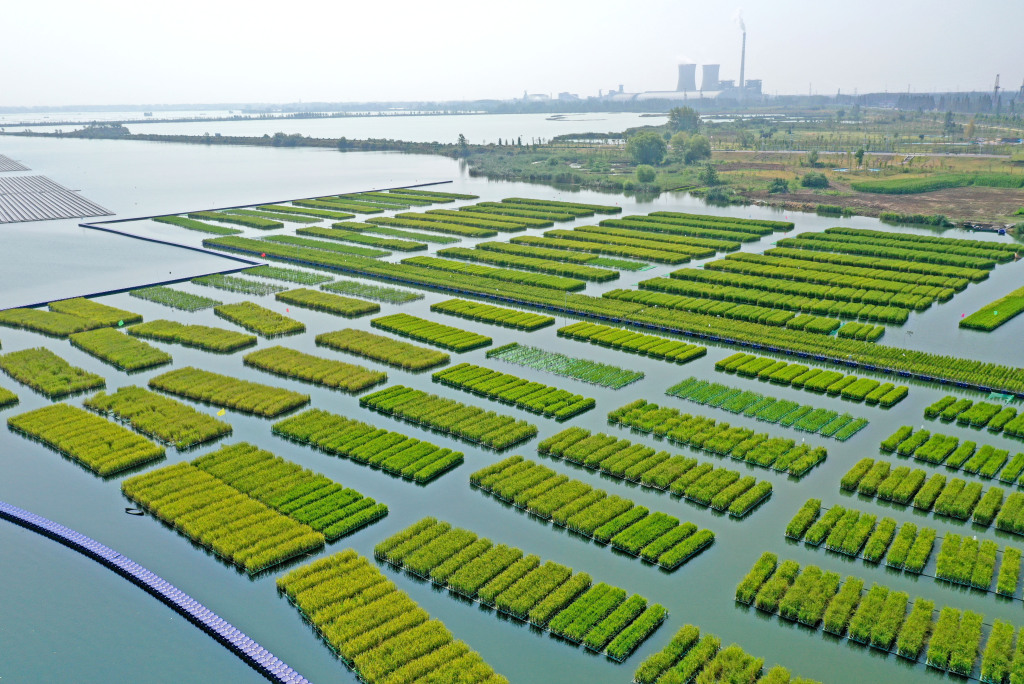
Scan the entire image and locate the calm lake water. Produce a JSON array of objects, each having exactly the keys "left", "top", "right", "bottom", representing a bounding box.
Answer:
[{"left": 1, "top": 133, "right": 1023, "bottom": 684}]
